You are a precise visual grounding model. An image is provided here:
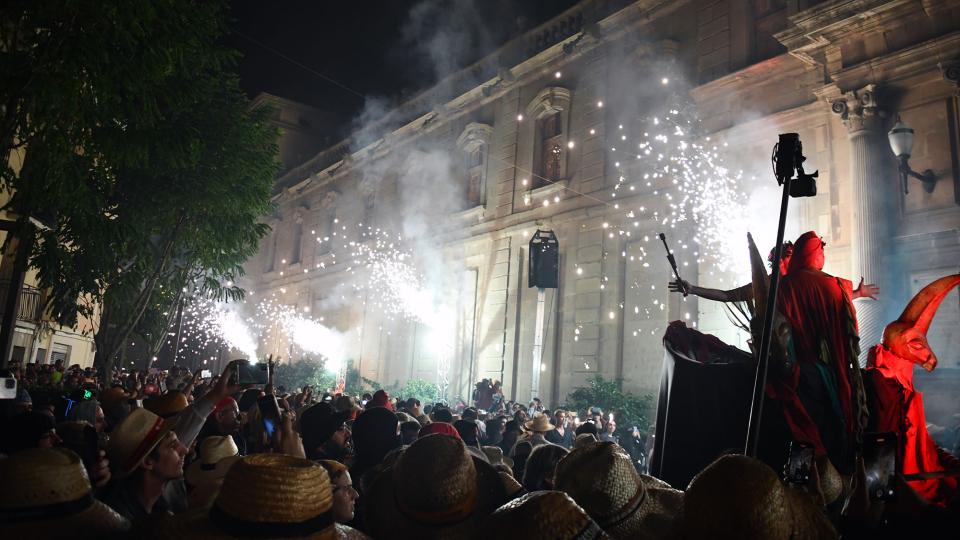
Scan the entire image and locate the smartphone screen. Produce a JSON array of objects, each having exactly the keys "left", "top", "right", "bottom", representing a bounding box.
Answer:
[
  {"left": 235, "top": 360, "right": 270, "bottom": 385},
  {"left": 863, "top": 432, "right": 897, "bottom": 500},
  {"left": 200, "top": 370, "right": 212, "bottom": 379},
  {"left": 784, "top": 441, "right": 815, "bottom": 484},
  {"left": 263, "top": 417, "right": 276, "bottom": 438},
  {"left": 258, "top": 395, "right": 282, "bottom": 438}
]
